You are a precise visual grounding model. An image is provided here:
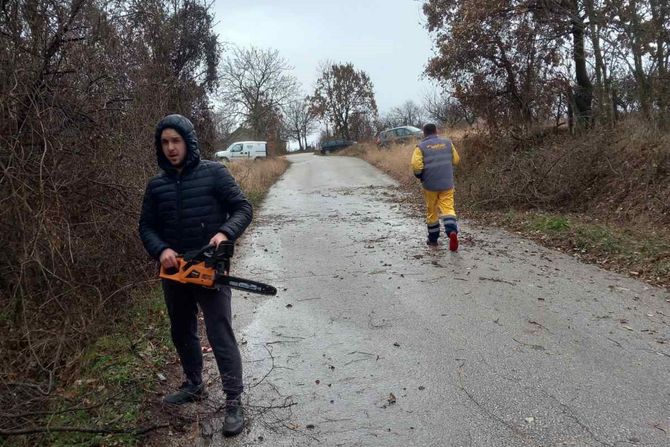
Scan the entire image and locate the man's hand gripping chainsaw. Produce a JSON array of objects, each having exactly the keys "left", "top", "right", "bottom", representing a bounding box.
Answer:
[{"left": 159, "top": 241, "right": 277, "bottom": 296}]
